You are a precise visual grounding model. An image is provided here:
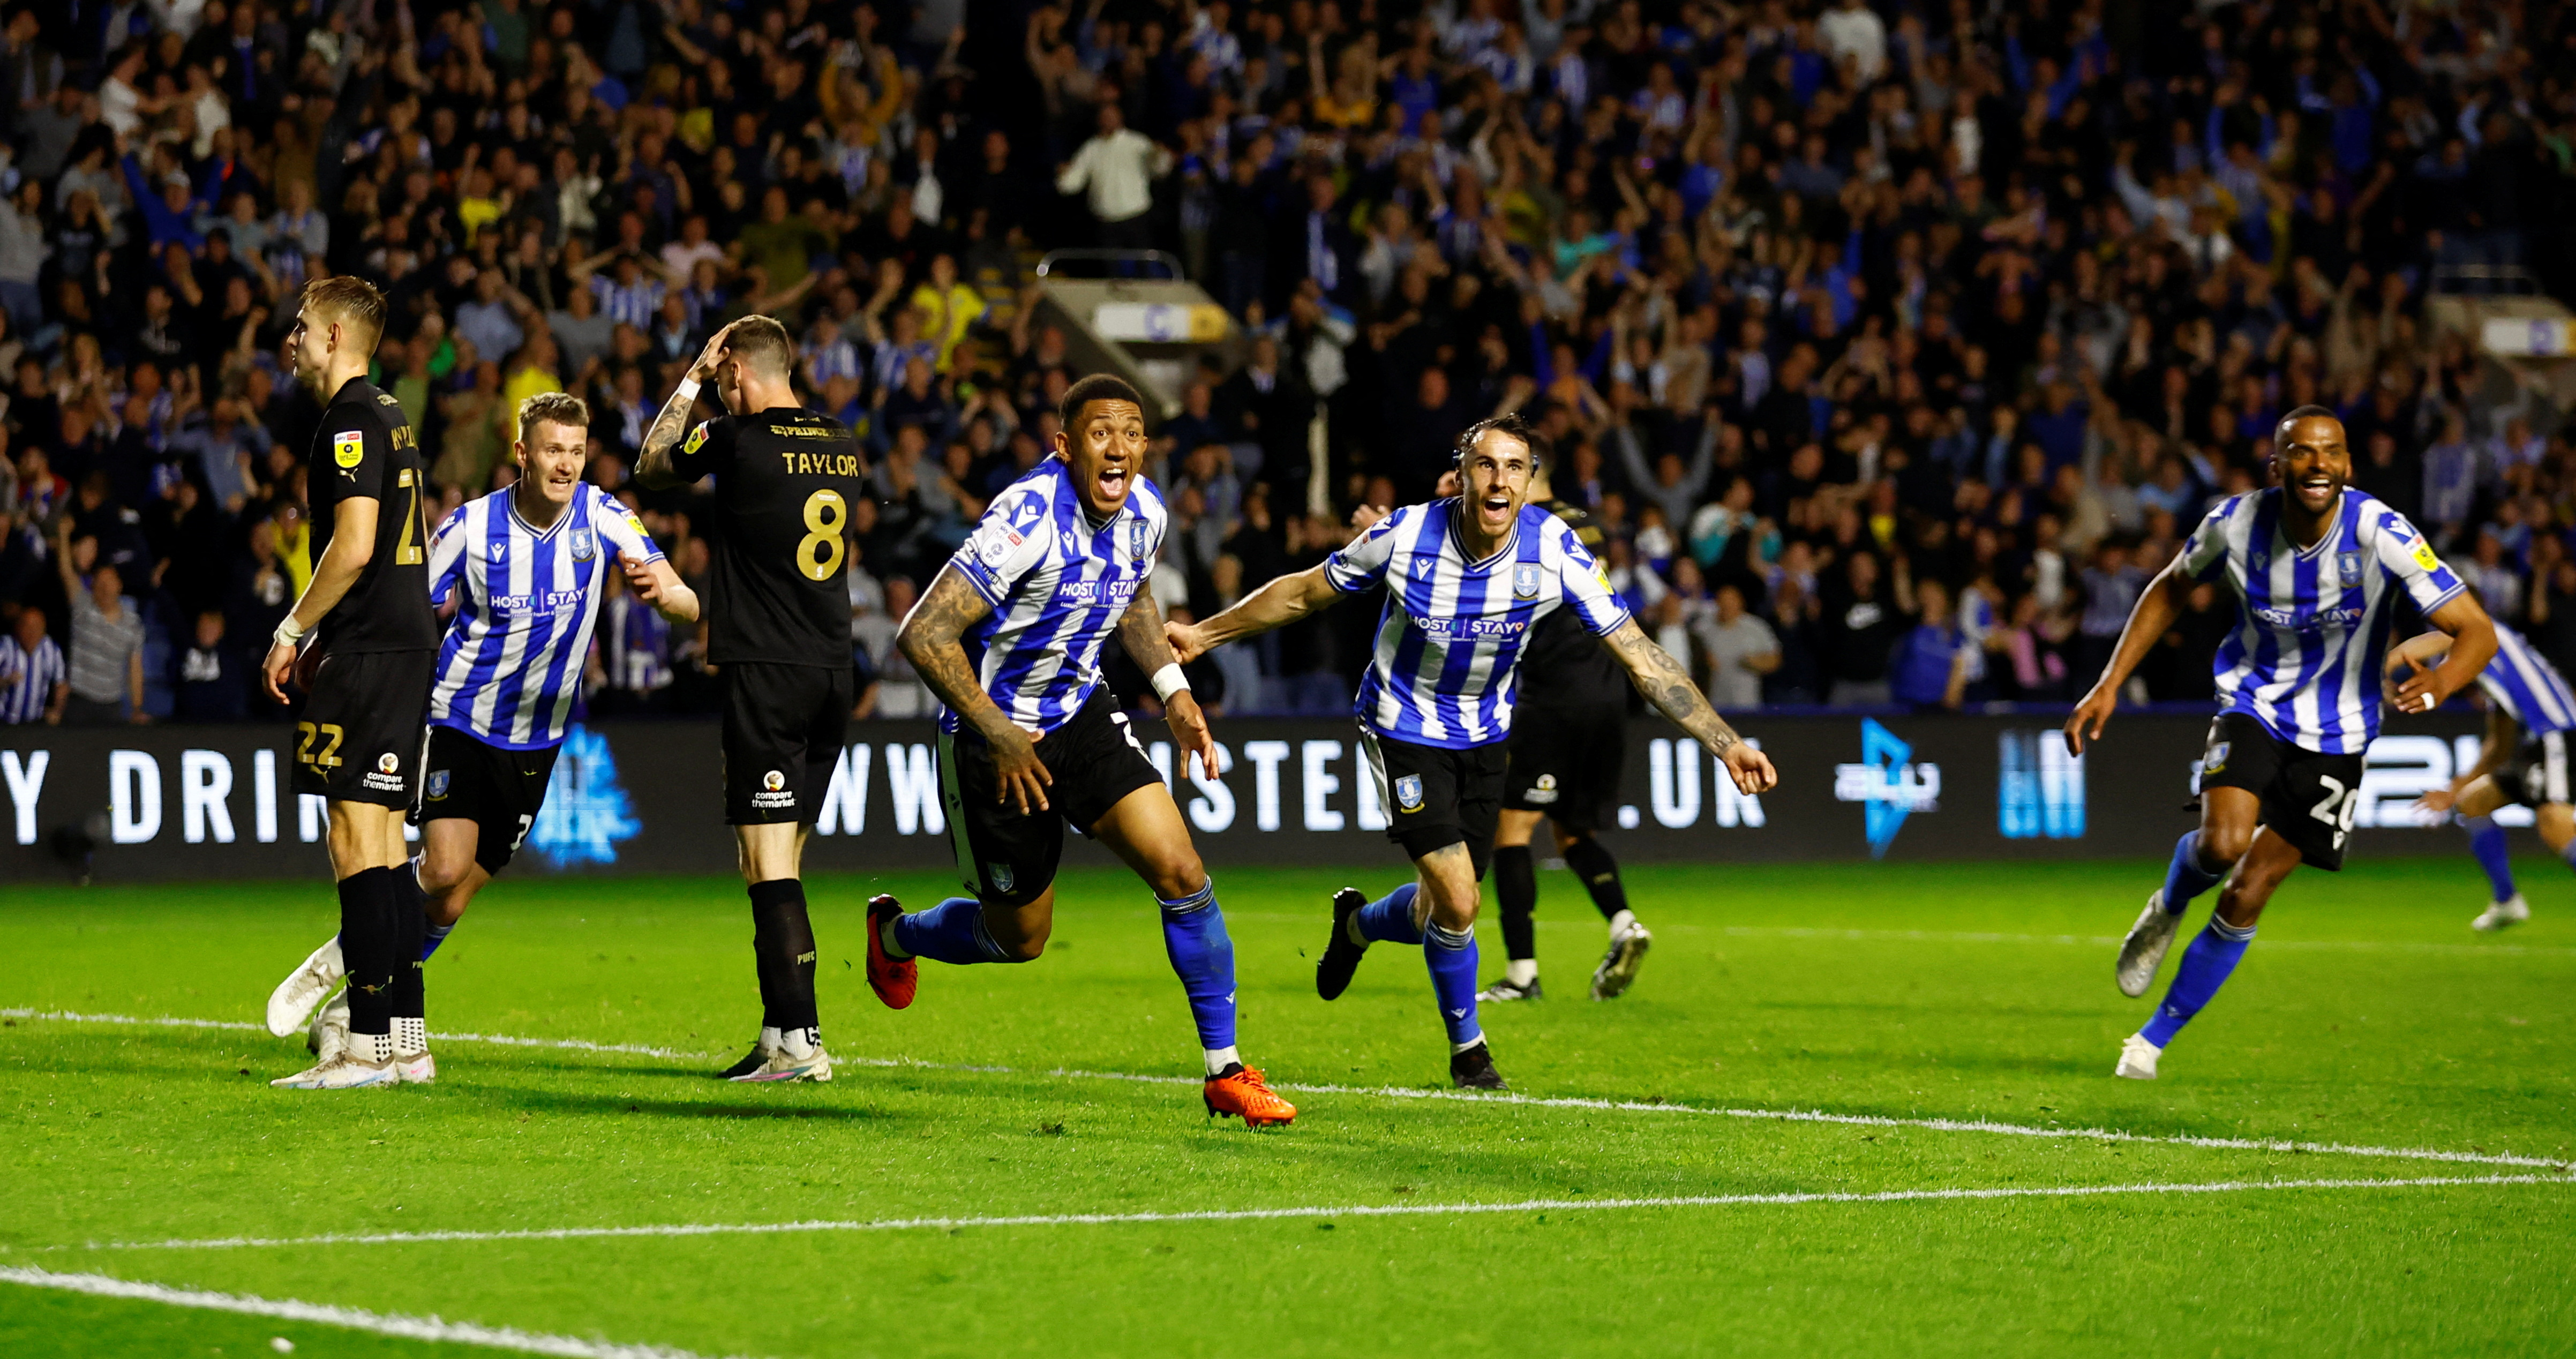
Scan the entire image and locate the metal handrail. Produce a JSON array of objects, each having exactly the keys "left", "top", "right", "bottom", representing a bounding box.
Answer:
[
  {"left": 2430, "top": 263, "right": 2545, "bottom": 297},
  {"left": 1035, "top": 249, "right": 1186, "bottom": 281}
]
